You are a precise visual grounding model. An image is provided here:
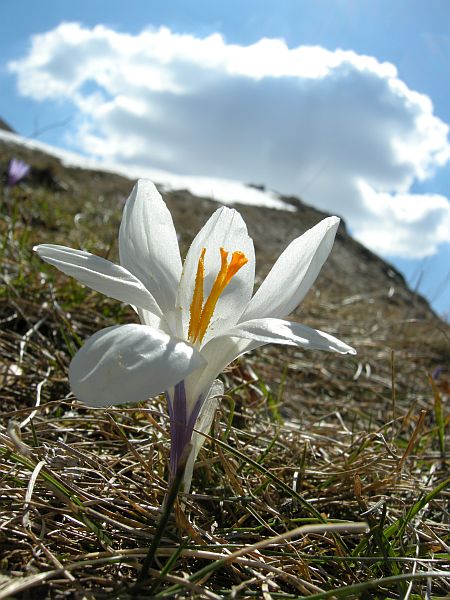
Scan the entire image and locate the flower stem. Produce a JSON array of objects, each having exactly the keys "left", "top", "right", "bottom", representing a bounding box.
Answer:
[{"left": 132, "top": 443, "right": 191, "bottom": 594}]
